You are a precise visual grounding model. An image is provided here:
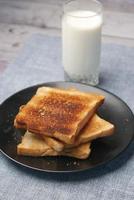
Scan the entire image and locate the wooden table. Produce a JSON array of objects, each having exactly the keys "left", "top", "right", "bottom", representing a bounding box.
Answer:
[{"left": 0, "top": 0, "right": 134, "bottom": 72}]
